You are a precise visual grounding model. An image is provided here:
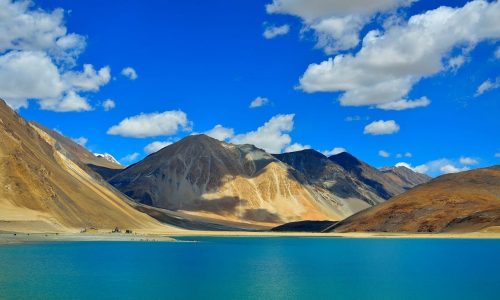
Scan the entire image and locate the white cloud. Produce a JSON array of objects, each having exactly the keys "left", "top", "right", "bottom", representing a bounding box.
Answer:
[
  {"left": 0, "top": 0, "right": 85, "bottom": 62},
  {"left": 440, "top": 164, "right": 469, "bottom": 174},
  {"left": 0, "top": 1, "right": 111, "bottom": 112},
  {"left": 62, "top": 64, "right": 110, "bottom": 92},
  {"left": 404, "top": 152, "right": 412, "bottom": 158},
  {"left": 249, "top": 96, "right": 270, "bottom": 108},
  {"left": 266, "top": 0, "right": 414, "bottom": 54},
  {"left": 299, "top": 1, "right": 500, "bottom": 109},
  {"left": 397, "top": 158, "right": 471, "bottom": 176},
  {"left": 263, "top": 24, "right": 290, "bottom": 39},
  {"left": 230, "top": 114, "right": 295, "bottom": 153},
  {"left": 459, "top": 156, "right": 479, "bottom": 166},
  {"left": 107, "top": 110, "right": 191, "bottom": 138},
  {"left": 0, "top": 51, "right": 64, "bottom": 109},
  {"left": 121, "top": 152, "right": 140, "bottom": 163},
  {"left": 364, "top": 120, "right": 399, "bottom": 135},
  {"left": 475, "top": 77, "right": 500, "bottom": 97},
  {"left": 39, "top": 90, "right": 92, "bottom": 112},
  {"left": 102, "top": 99, "right": 116, "bottom": 111},
  {"left": 71, "top": 136, "right": 88, "bottom": 147},
  {"left": 144, "top": 141, "right": 173, "bottom": 154},
  {"left": 121, "top": 67, "right": 138, "bottom": 80},
  {"left": 322, "top": 147, "right": 346, "bottom": 156},
  {"left": 495, "top": 47, "right": 500, "bottom": 59},
  {"left": 378, "top": 150, "right": 390, "bottom": 157},
  {"left": 204, "top": 125, "right": 235, "bottom": 141},
  {"left": 377, "top": 96, "right": 430, "bottom": 110},
  {"left": 395, "top": 162, "right": 429, "bottom": 174},
  {"left": 284, "top": 143, "right": 311, "bottom": 152},
  {"left": 495, "top": 153, "right": 500, "bottom": 158}
]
